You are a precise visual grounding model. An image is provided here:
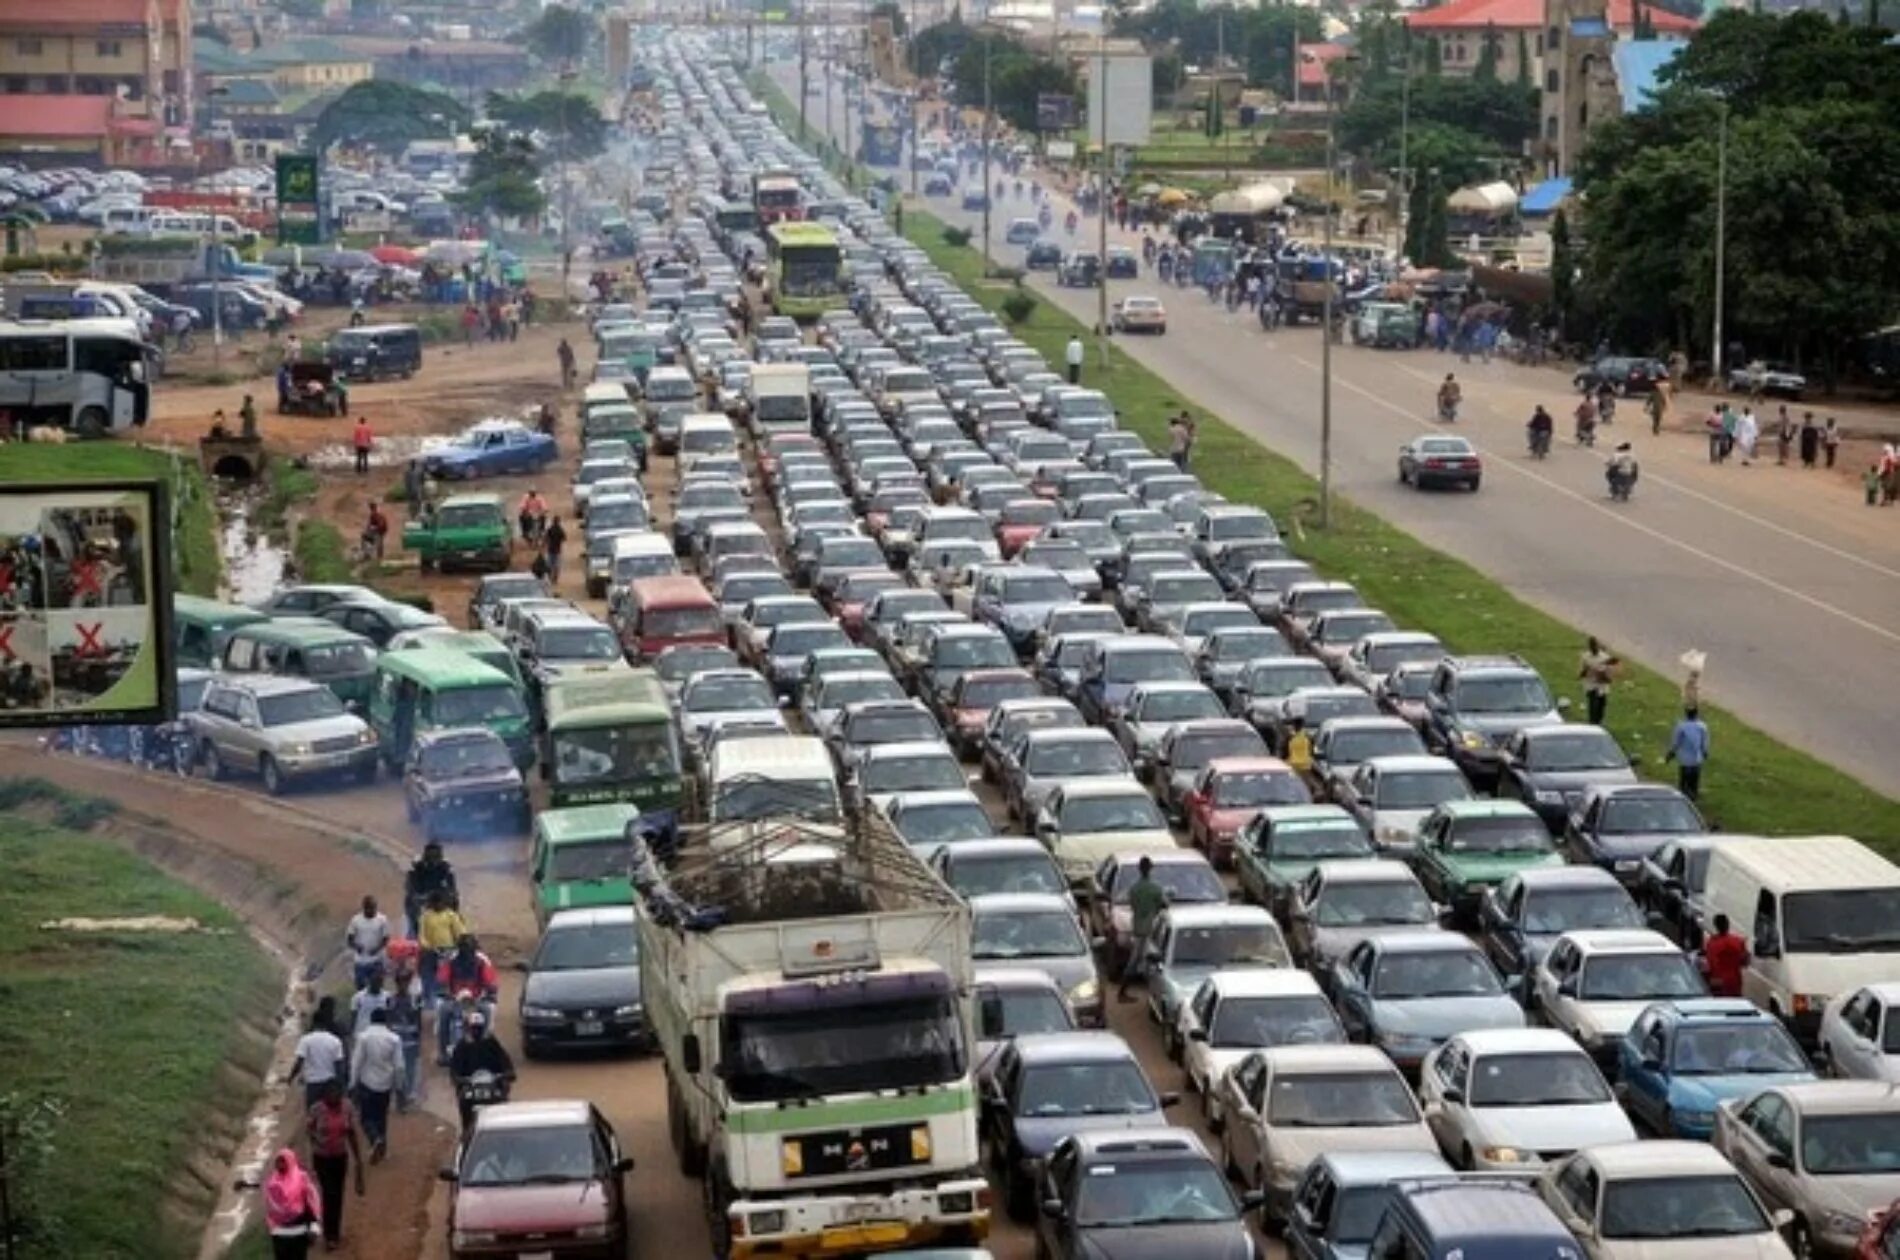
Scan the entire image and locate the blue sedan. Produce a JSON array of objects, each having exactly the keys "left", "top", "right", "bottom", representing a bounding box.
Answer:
[
  {"left": 1617, "top": 998, "right": 1816, "bottom": 1139},
  {"left": 421, "top": 421, "right": 558, "bottom": 481}
]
